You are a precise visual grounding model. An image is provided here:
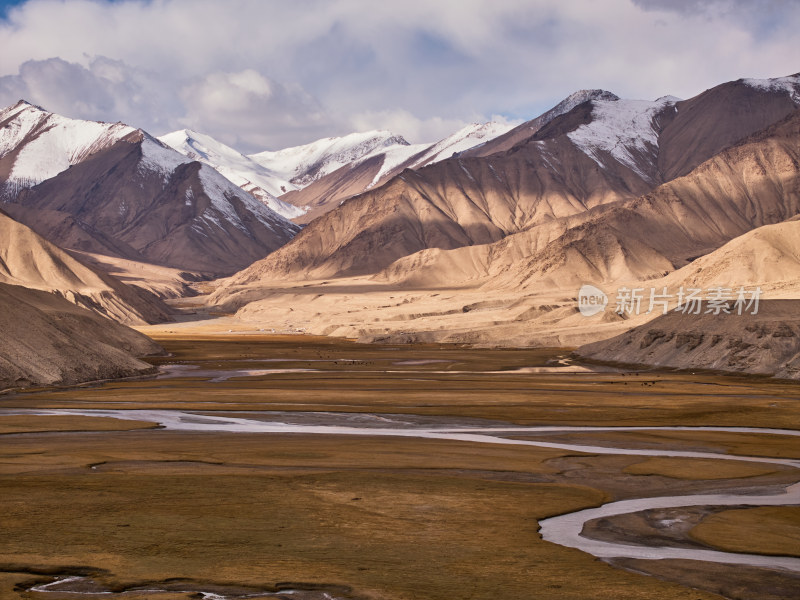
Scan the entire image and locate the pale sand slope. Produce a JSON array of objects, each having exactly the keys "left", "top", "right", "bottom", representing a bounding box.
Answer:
[
  {"left": 0, "top": 282, "right": 163, "bottom": 390},
  {"left": 573, "top": 221, "right": 800, "bottom": 378},
  {"left": 175, "top": 279, "right": 643, "bottom": 348},
  {"left": 70, "top": 251, "right": 206, "bottom": 300},
  {"left": 188, "top": 217, "right": 800, "bottom": 352},
  {"left": 0, "top": 210, "right": 173, "bottom": 325},
  {"left": 652, "top": 218, "right": 800, "bottom": 298},
  {"left": 577, "top": 300, "right": 800, "bottom": 379}
]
